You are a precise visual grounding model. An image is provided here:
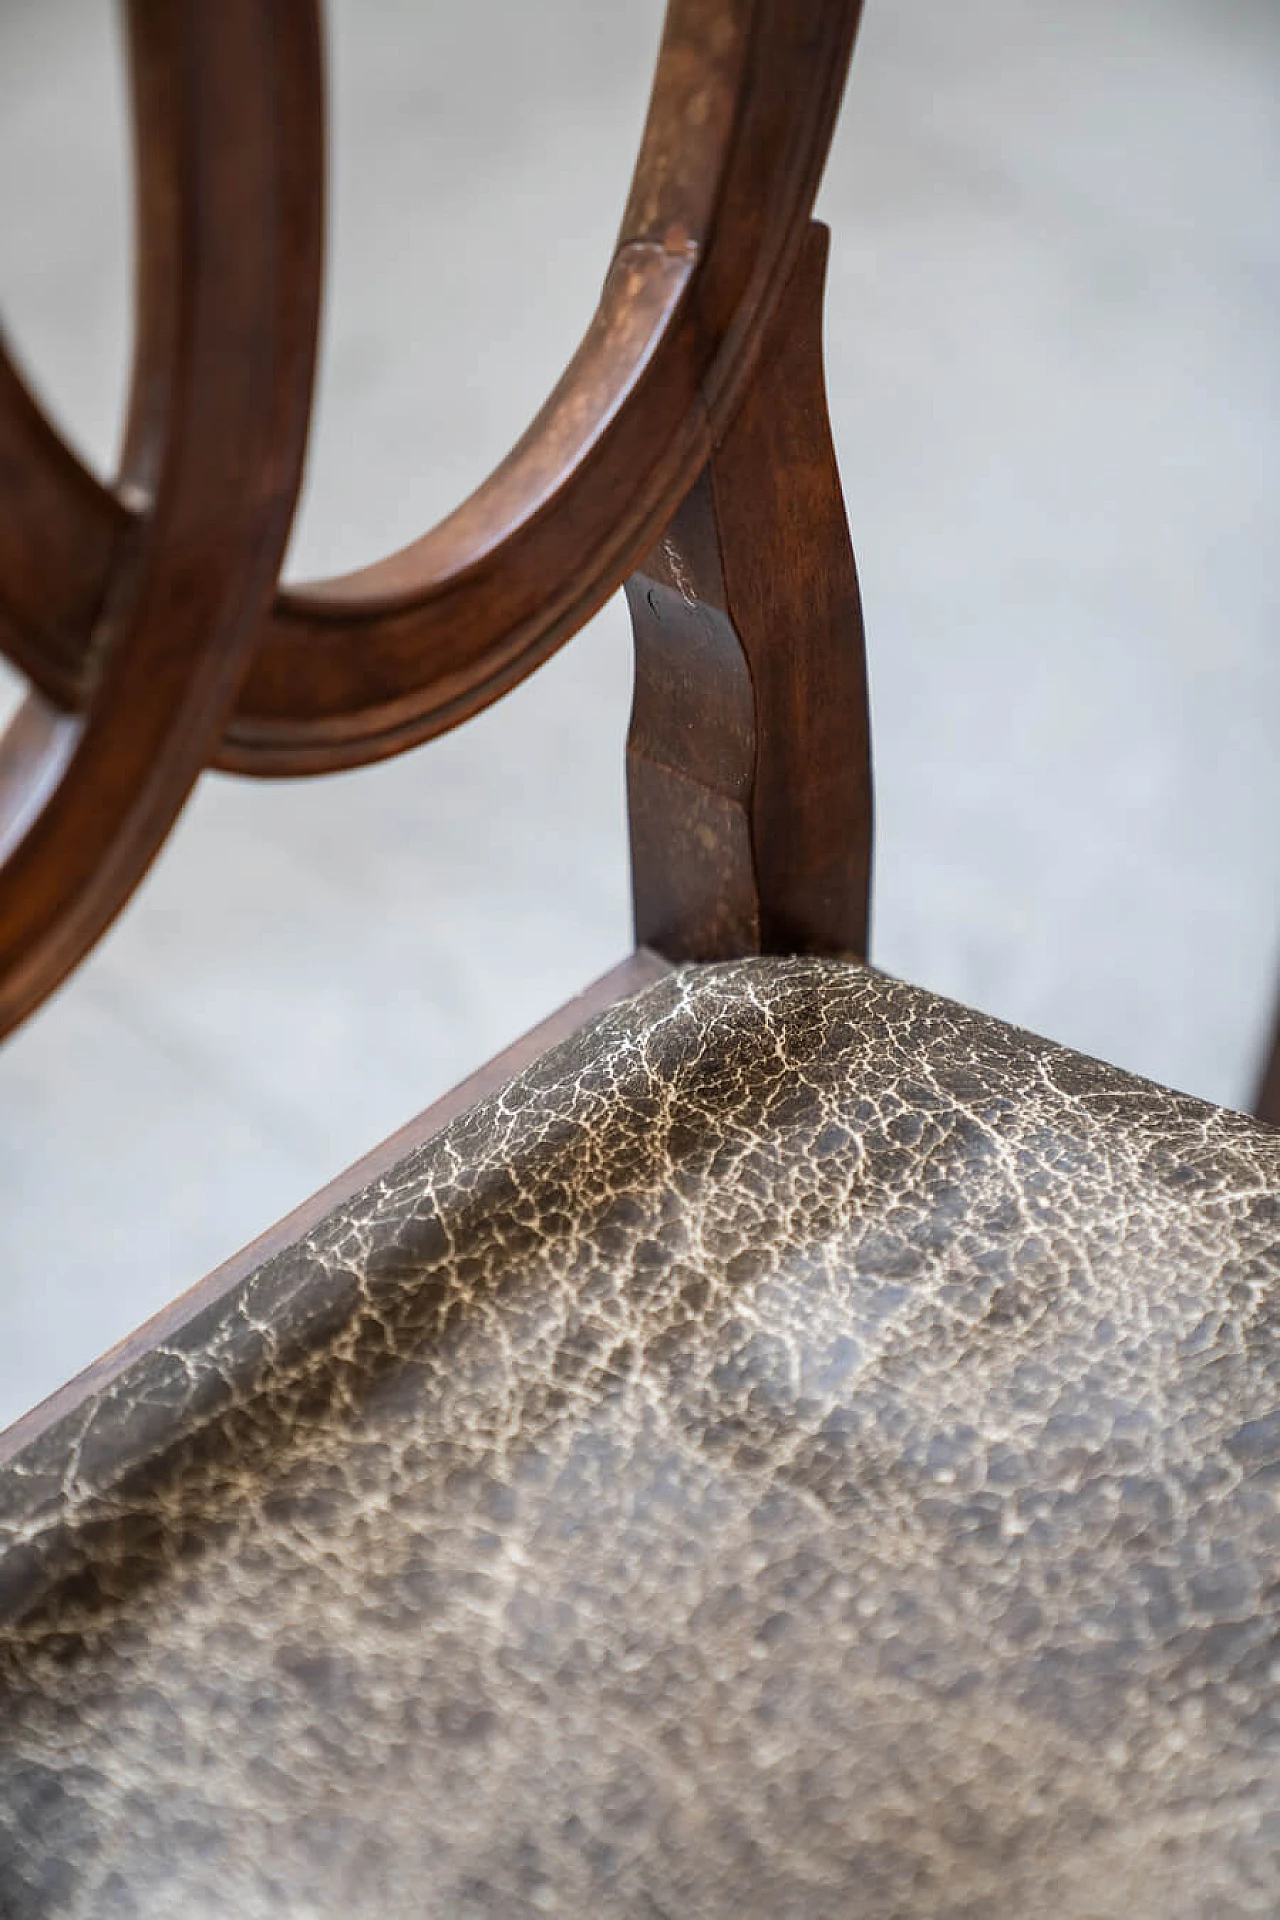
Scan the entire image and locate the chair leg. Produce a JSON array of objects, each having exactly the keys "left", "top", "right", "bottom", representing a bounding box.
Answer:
[
  {"left": 625, "top": 220, "right": 874, "bottom": 966},
  {"left": 1256, "top": 999, "right": 1280, "bottom": 1126}
]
